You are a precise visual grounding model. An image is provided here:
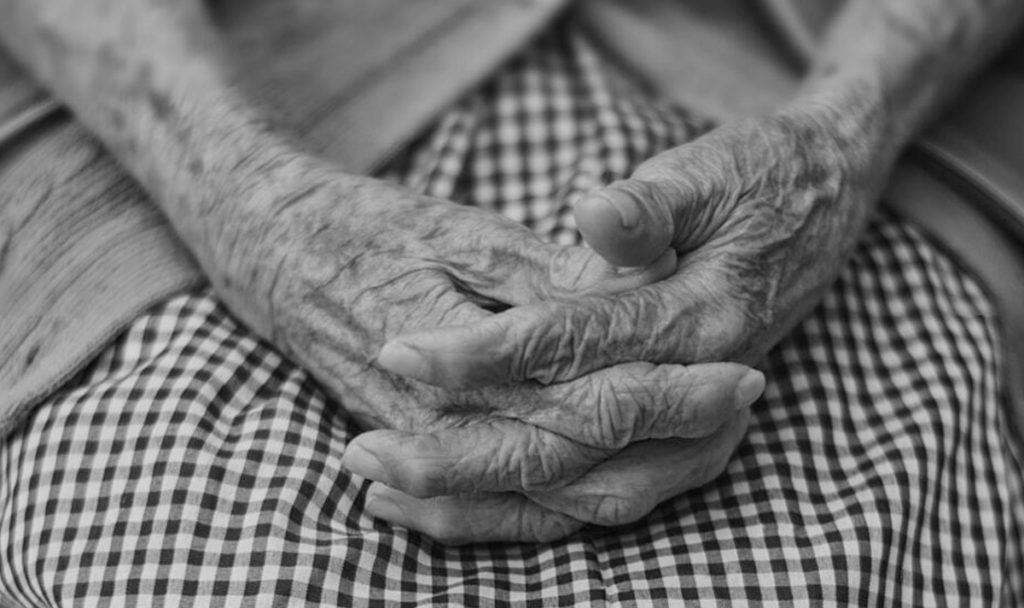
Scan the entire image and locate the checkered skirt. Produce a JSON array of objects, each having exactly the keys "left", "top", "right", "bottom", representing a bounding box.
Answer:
[{"left": 2, "top": 24, "right": 1023, "bottom": 607}]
